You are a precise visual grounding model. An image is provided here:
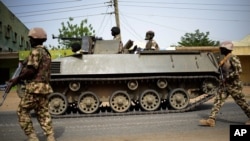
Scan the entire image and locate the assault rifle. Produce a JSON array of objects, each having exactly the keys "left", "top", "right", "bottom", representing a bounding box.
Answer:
[
  {"left": 218, "top": 66, "right": 226, "bottom": 92},
  {"left": 0, "top": 62, "right": 23, "bottom": 106}
]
